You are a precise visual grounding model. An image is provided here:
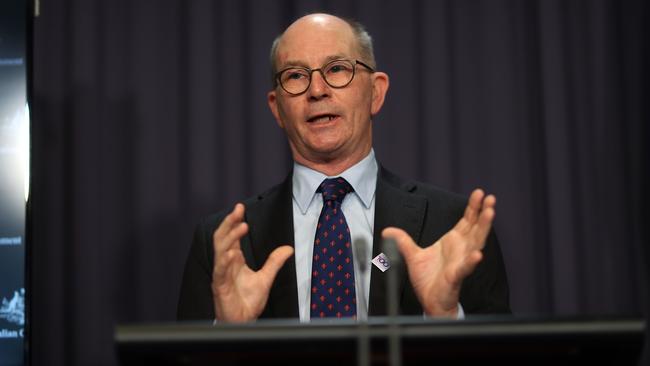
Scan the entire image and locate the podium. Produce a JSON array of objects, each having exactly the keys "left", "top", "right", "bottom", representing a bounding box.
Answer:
[{"left": 115, "top": 317, "right": 644, "bottom": 365}]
